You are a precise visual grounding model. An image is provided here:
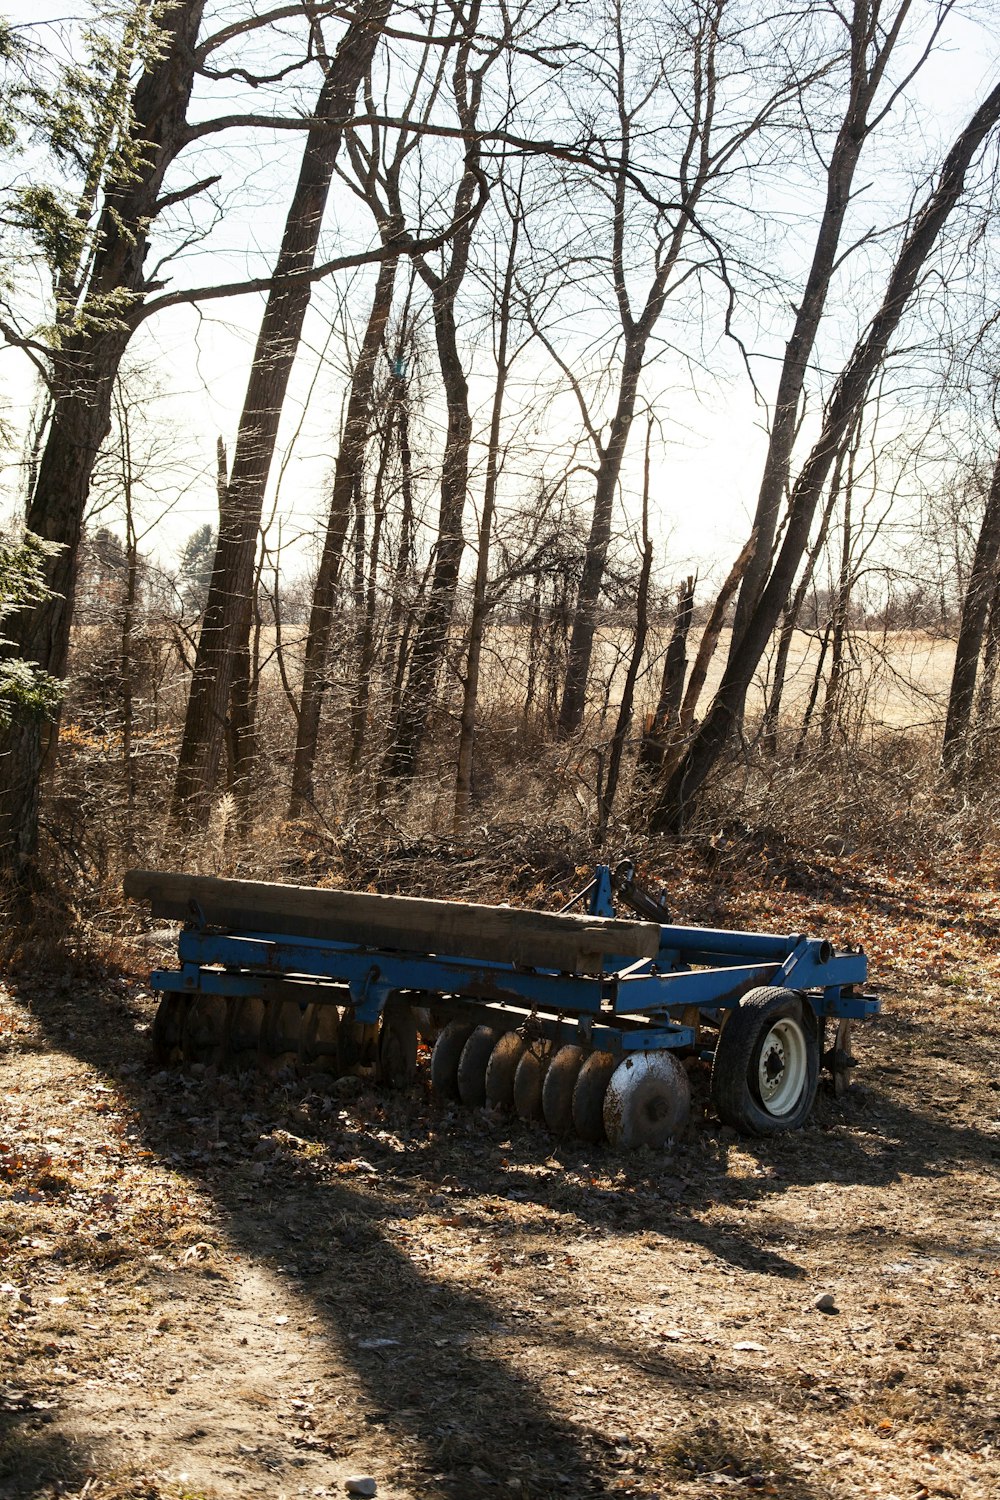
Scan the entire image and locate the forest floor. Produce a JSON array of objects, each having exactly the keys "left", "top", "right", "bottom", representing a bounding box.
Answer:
[{"left": 2, "top": 833, "right": 999, "bottom": 1500}]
